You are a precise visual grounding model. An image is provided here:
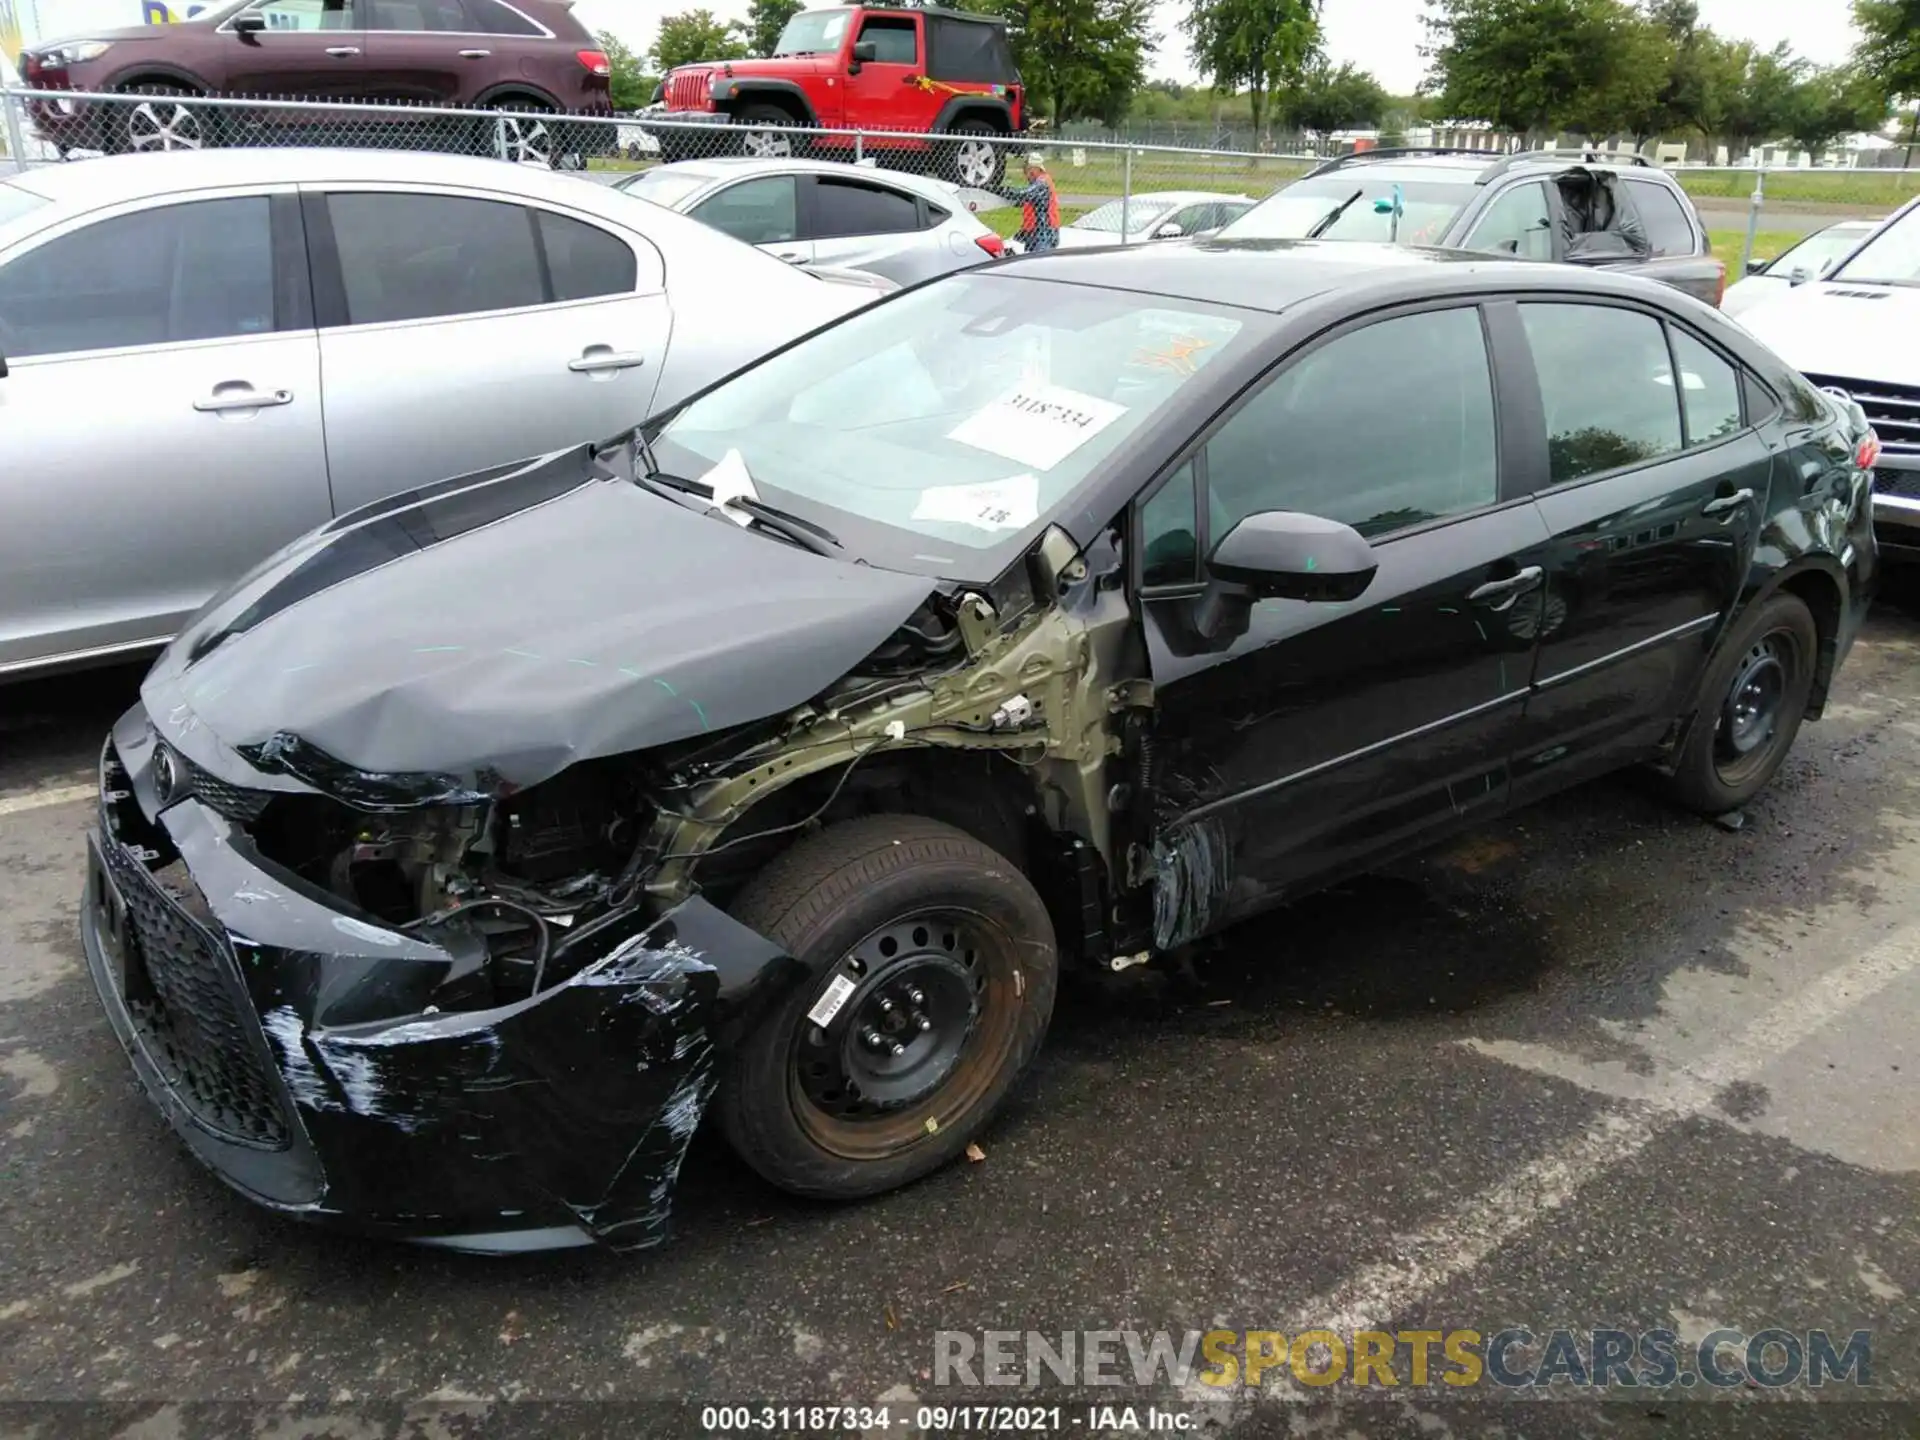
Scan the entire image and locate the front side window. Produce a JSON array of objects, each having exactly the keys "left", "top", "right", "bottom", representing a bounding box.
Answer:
[
  {"left": 651, "top": 275, "right": 1262, "bottom": 576},
  {"left": 250, "top": 0, "right": 355, "bottom": 31},
  {"left": 0, "top": 197, "right": 275, "bottom": 359},
  {"left": 1465, "top": 180, "right": 1554, "bottom": 259},
  {"left": 1139, "top": 461, "right": 1200, "bottom": 587},
  {"left": 1219, "top": 174, "right": 1478, "bottom": 246},
  {"left": 328, "top": 192, "right": 544, "bottom": 324},
  {"left": 1623, "top": 179, "right": 1698, "bottom": 258},
  {"left": 773, "top": 8, "right": 851, "bottom": 55},
  {"left": 1521, "top": 302, "right": 1681, "bottom": 484},
  {"left": 690, "top": 177, "right": 800, "bottom": 246},
  {"left": 809, "top": 177, "right": 921, "bottom": 239},
  {"left": 1205, "top": 307, "right": 1498, "bottom": 542},
  {"left": 857, "top": 15, "right": 917, "bottom": 64}
]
